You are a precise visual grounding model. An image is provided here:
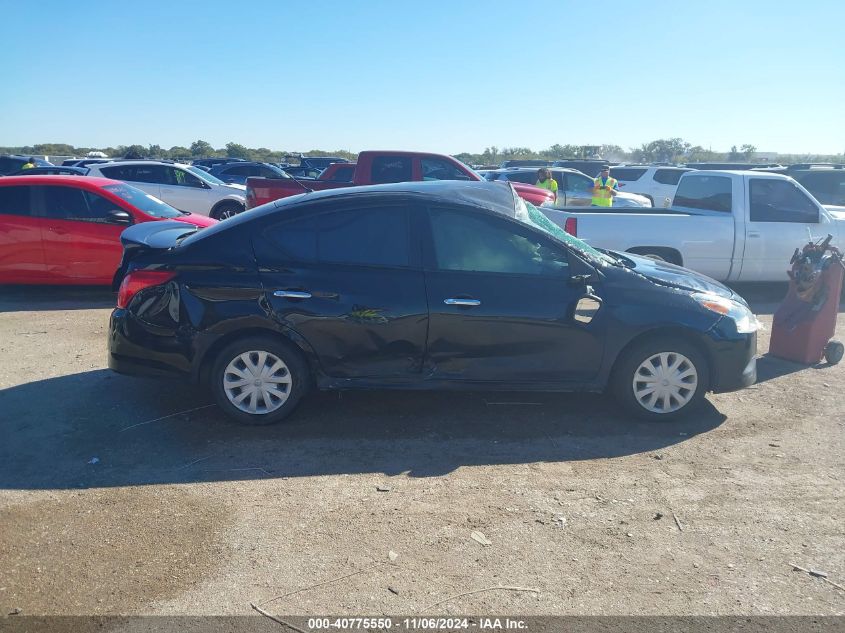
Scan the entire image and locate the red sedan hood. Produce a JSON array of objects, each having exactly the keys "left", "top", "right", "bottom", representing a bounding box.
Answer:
[{"left": 172, "top": 213, "right": 217, "bottom": 228}]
